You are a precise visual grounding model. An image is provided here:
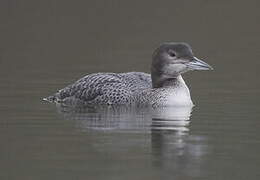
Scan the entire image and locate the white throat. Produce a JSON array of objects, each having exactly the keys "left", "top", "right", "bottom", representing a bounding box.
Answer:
[{"left": 165, "top": 75, "right": 193, "bottom": 106}]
